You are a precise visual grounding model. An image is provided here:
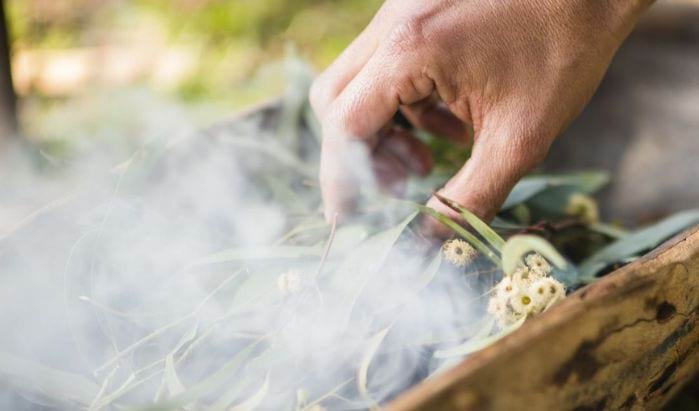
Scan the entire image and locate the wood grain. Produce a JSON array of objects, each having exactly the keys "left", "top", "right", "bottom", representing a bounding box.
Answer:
[{"left": 389, "top": 226, "right": 699, "bottom": 411}]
